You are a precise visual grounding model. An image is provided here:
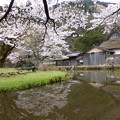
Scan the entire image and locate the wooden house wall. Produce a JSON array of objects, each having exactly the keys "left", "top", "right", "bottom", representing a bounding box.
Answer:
[
  {"left": 64, "top": 60, "right": 70, "bottom": 66},
  {"left": 64, "top": 58, "right": 78, "bottom": 66},
  {"left": 56, "top": 60, "right": 62, "bottom": 66},
  {"left": 56, "top": 57, "right": 78, "bottom": 66},
  {"left": 83, "top": 52, "right": 106, "bottom": 65},
  {"left": 69, "top": 58, "right": 78, "bottom": 66}
]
